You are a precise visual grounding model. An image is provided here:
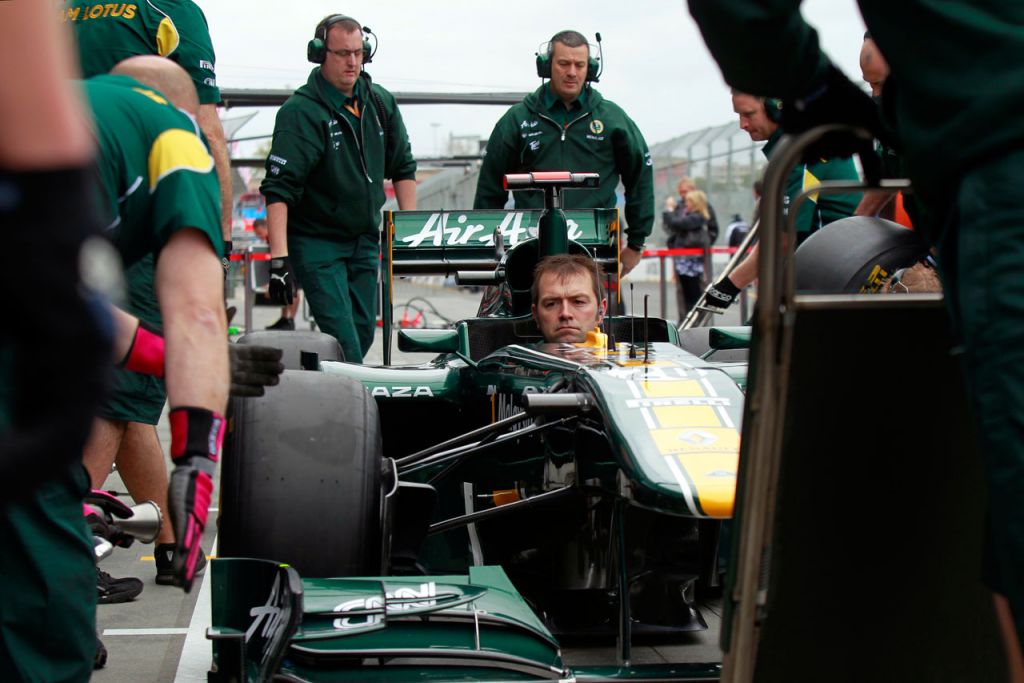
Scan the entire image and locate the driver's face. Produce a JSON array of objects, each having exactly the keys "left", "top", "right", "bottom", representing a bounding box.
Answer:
[
  {"left": 549, "top": 42, "right": 589, "bottom": 105},
  {"left": 532, "top": 270, "right": 606, "bottom": 343}
]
